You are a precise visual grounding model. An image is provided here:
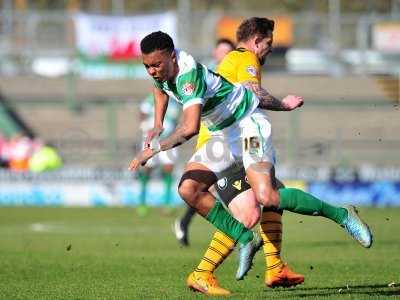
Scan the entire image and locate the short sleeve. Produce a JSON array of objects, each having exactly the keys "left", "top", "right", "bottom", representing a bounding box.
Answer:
[
  {"left": 176, "top": 65, "right": 207, "bottom": 110},
  {"left": 236, "top": 52, "right": 261, "bottom": 84}
]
